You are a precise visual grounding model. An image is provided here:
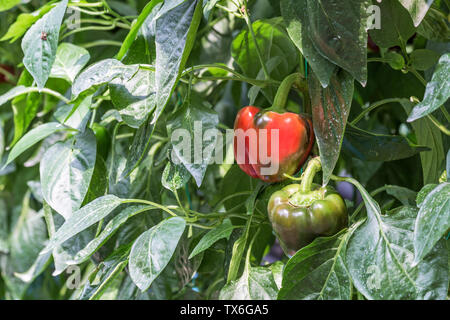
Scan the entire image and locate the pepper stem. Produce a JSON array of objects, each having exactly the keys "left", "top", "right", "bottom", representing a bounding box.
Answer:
[
  {"left": 299, "top": 157, "right": 322, "bottom": 193},
  {"left": 269, "top": 73, "right": 303, "bottom": 113}
]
